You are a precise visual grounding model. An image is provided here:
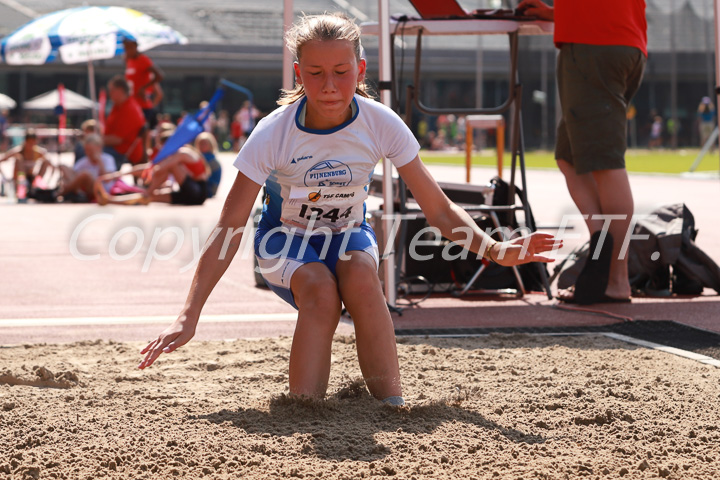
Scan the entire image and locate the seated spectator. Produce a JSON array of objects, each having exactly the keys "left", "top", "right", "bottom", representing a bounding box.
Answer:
[
  {"left": 95, "top": 130, "right": 209, "bottom": 206},
  {"left": 58, "top": 134, "right": 116, "bottom": 202},
  {"left": 0, "top": 129, "right": 53, "bottom": 193},
  {"left": 194, "top": 132, "right": 221, "bottom": 198},
  {"left": 145, "top": 145, "right": 209, "bottom": 205},
  {"left": 0, "top": 109, "right": 9, "bottom": 152},
  {"left": 148, "top": 120, "right": 177, "bottom": 160},
  {"left": 103, "top": 75, "right": 146, "bottom": 169},
  {"left": 74, "top": 119, "right": 99, "bottom": 164}
]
